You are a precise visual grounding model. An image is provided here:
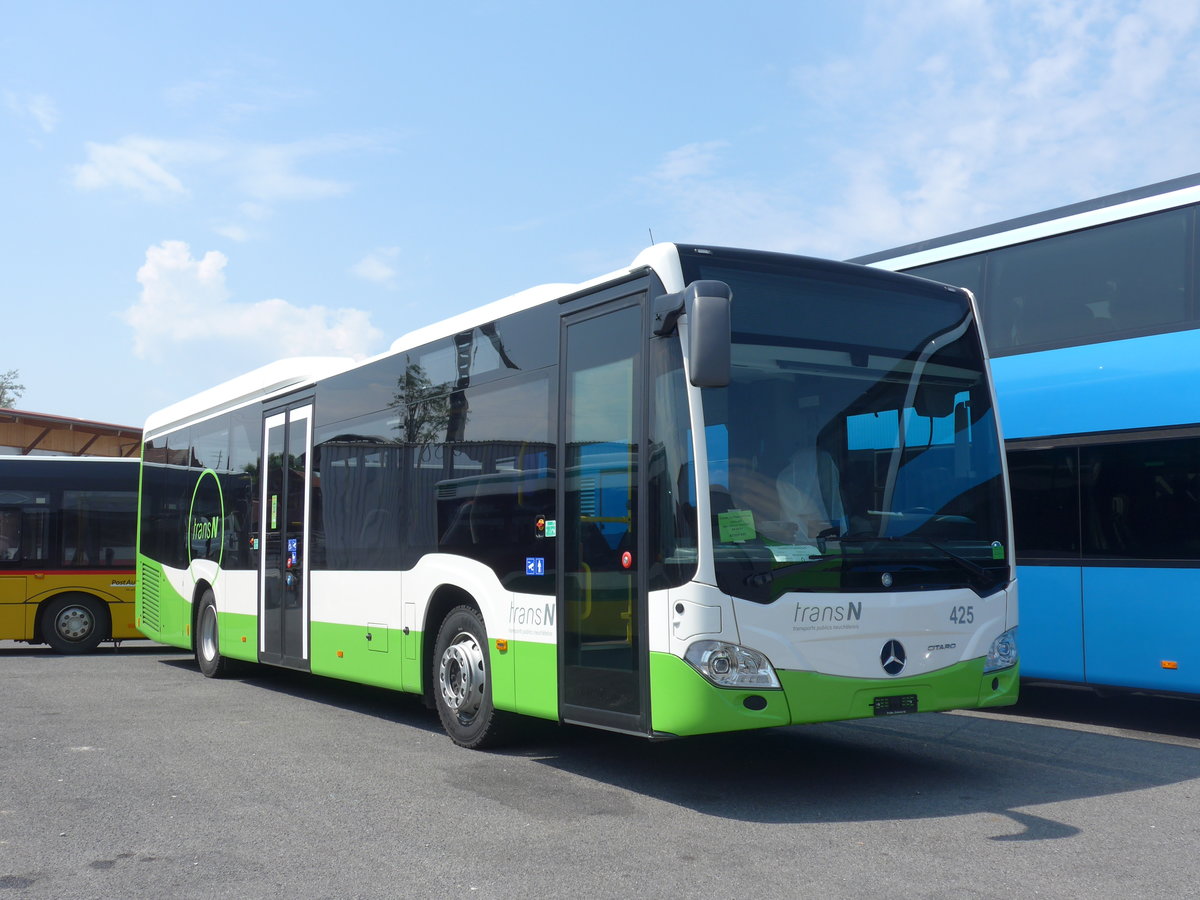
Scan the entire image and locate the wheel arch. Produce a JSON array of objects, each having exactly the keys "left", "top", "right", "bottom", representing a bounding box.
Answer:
[{"left": 33, "top": 589, "right": 112, "bottom": 645}]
